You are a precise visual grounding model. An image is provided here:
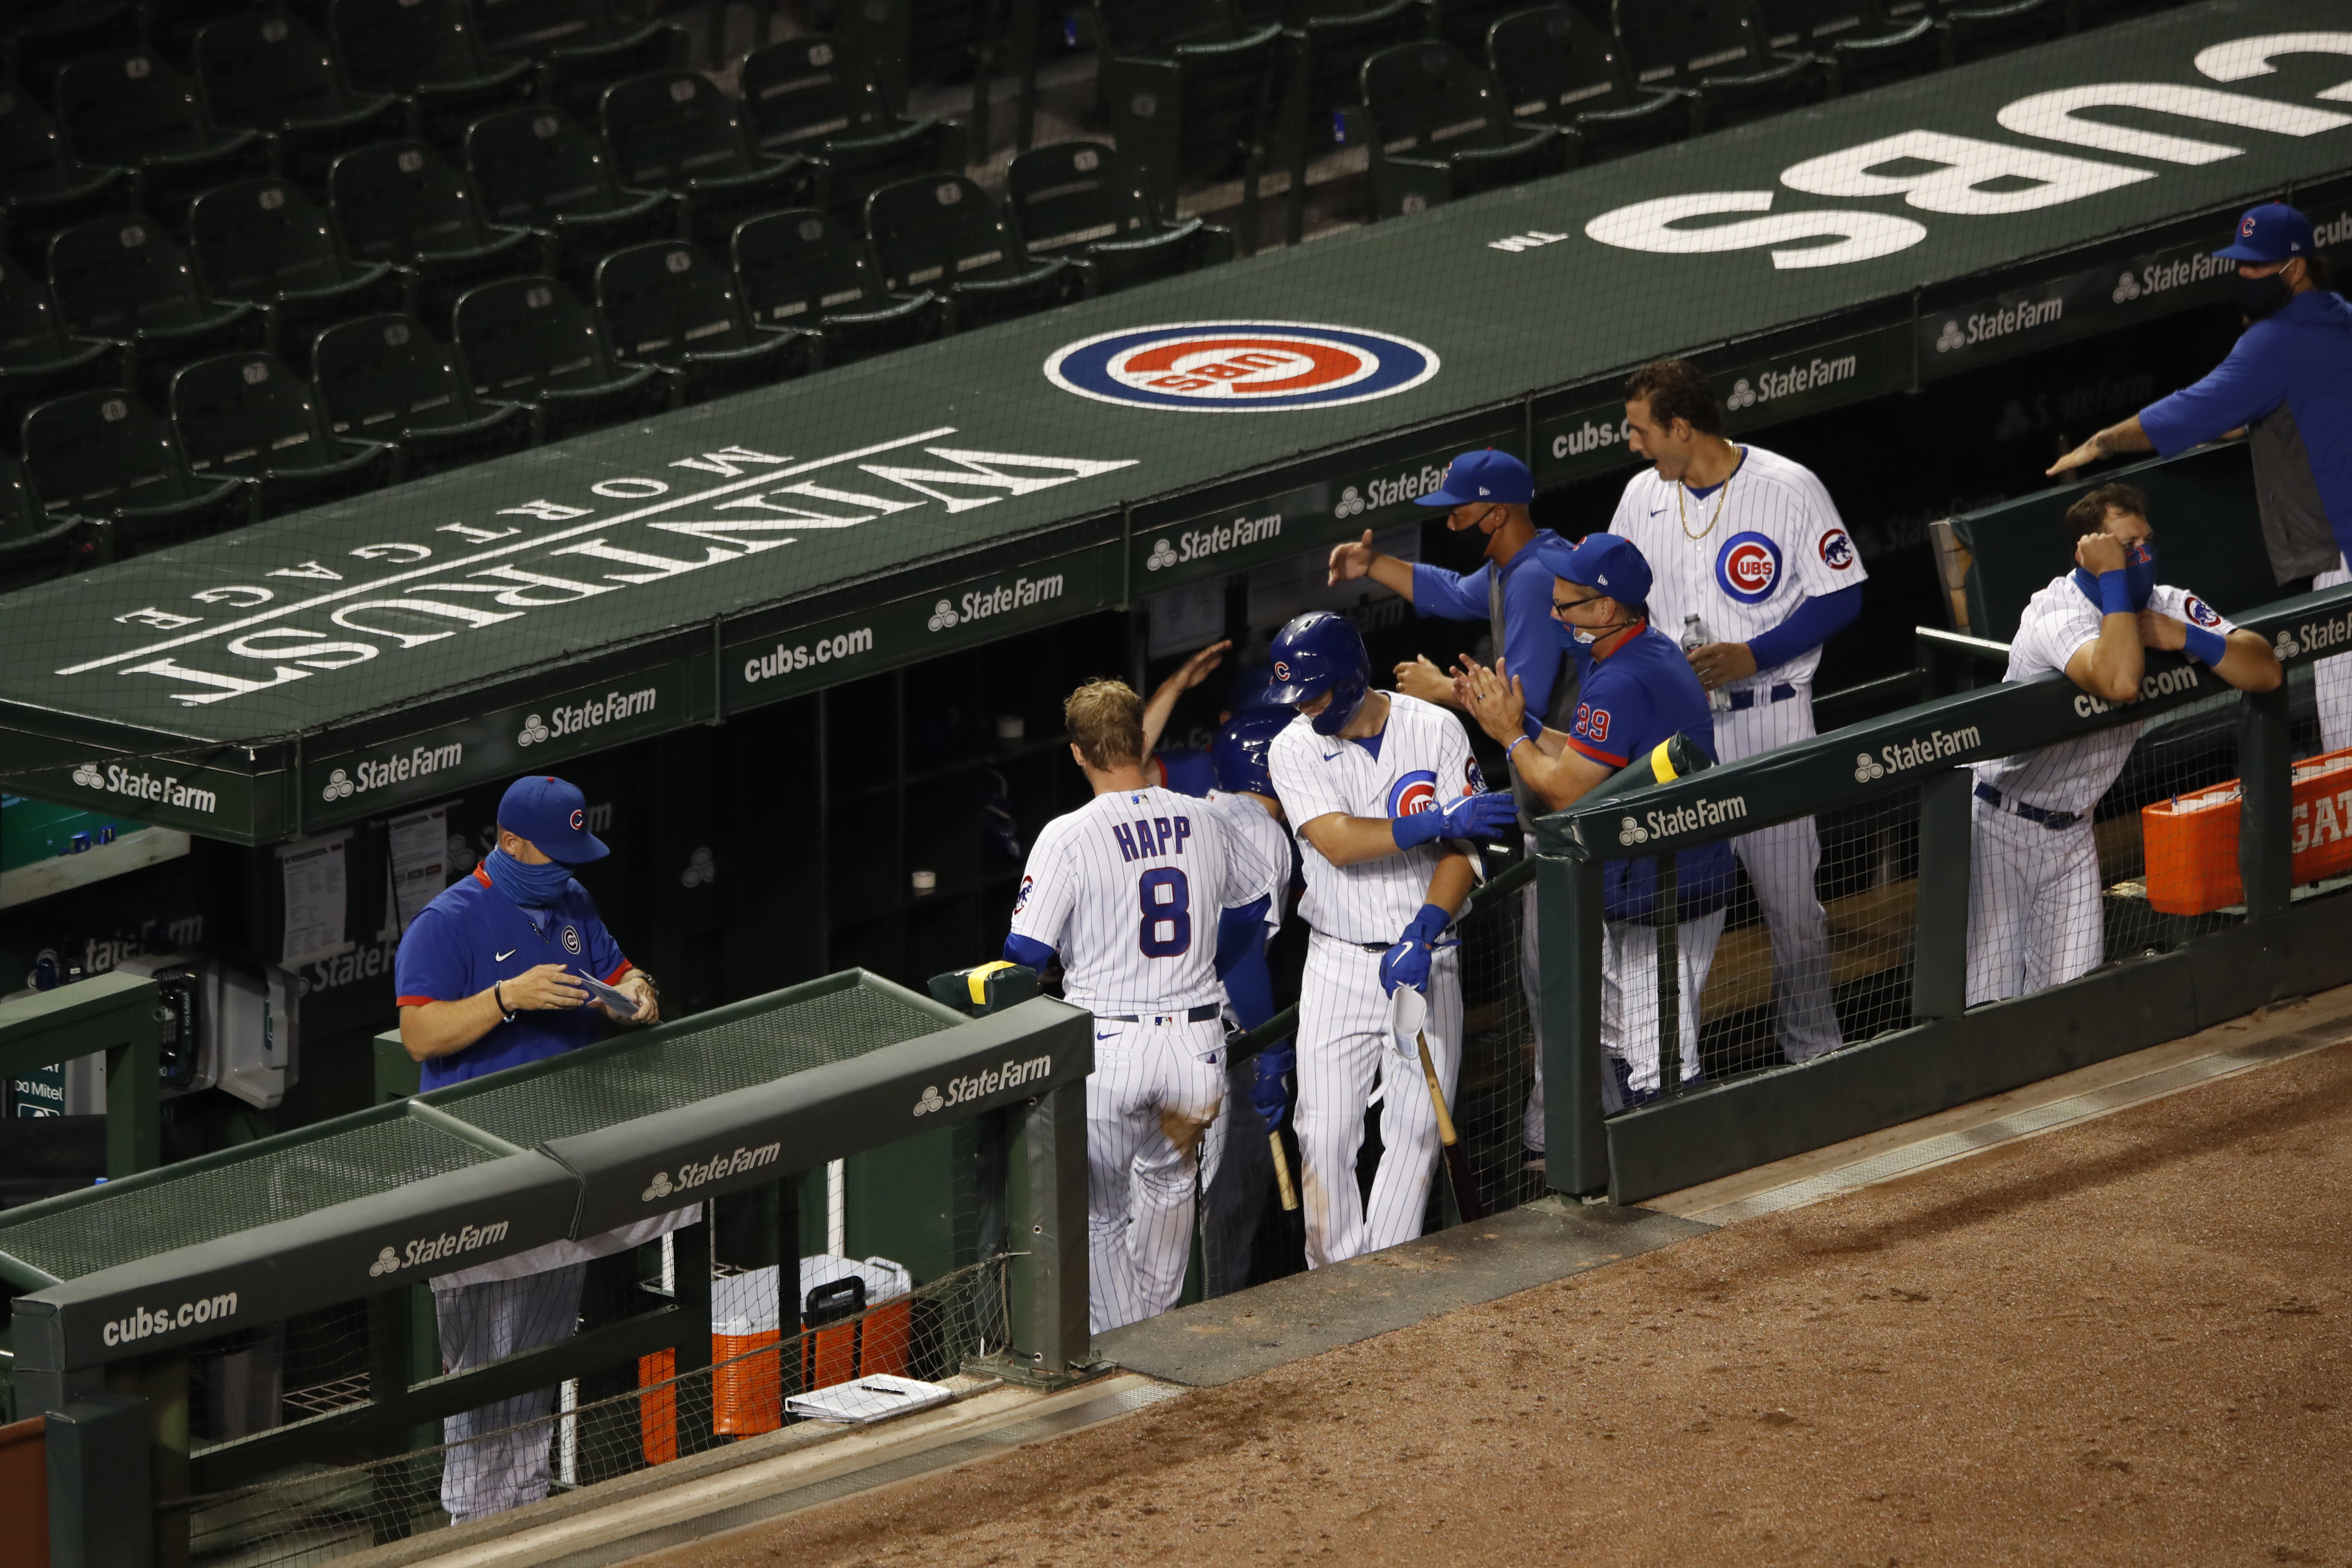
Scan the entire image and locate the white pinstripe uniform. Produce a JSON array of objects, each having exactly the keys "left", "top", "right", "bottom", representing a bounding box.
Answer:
[
  {"left": 1610, "top": 444, "right": 1862, "bottom": 1062},
  {"left": 1967, "top": 578, "right": 2237, "bottom": 1004},
  {"left": 1008, "top": 786, "right": 1282, "bottom": 1332},
  {"left": 2312, "top": 557, "right": 2352, "bottom": 753},
  {"left": 1266, "top": 694, "right": 1480, "bottom": 1268}
]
